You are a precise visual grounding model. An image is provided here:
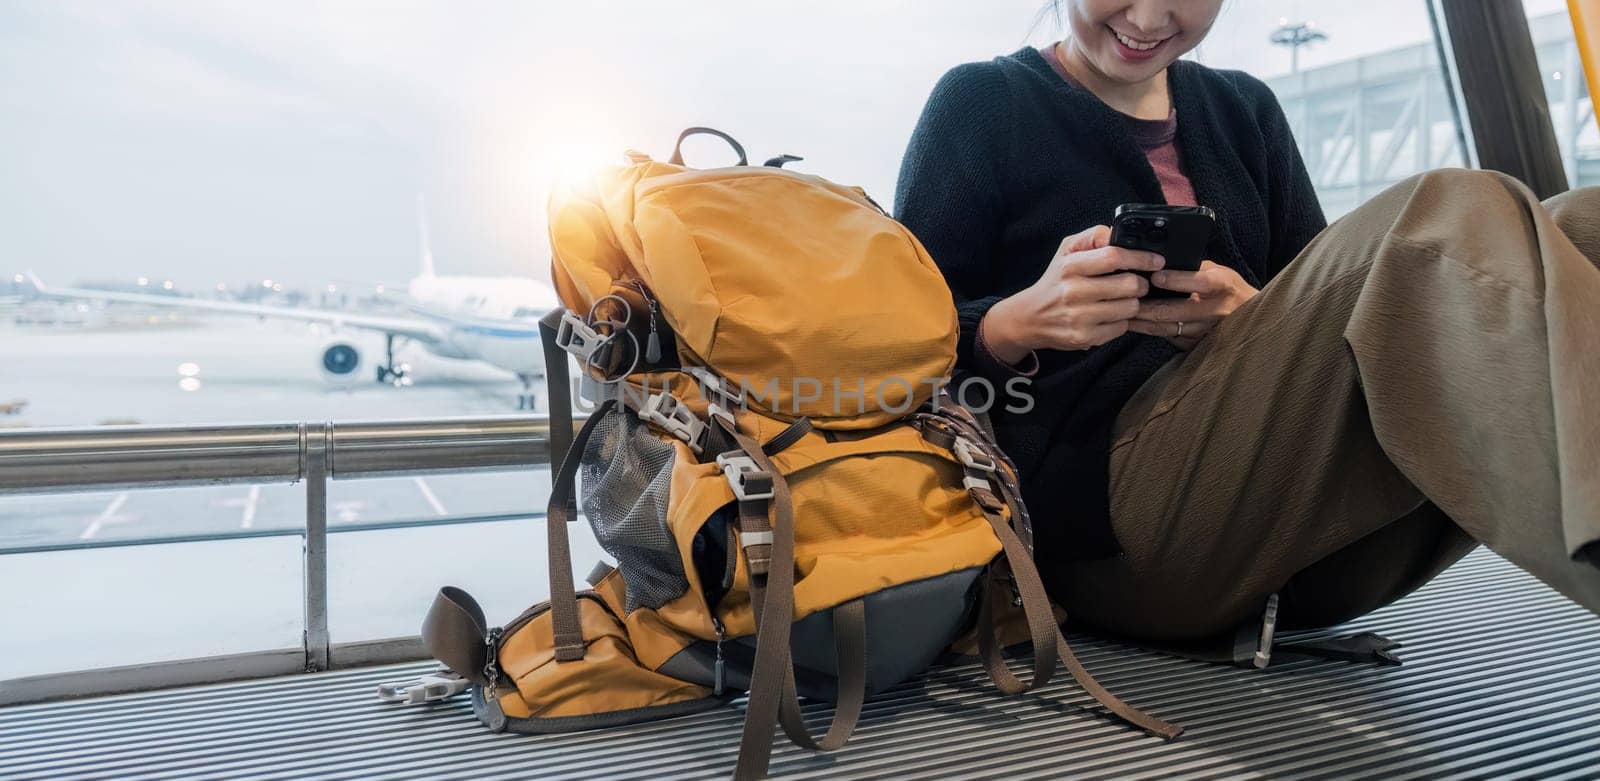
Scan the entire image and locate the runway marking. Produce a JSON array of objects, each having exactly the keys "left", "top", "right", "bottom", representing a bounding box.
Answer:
[
  {"left": 80, "top": 493, "right": 130, "bottom": 539},
  {"left": 241, "top": 485, "right": 261, "bottom": 529},
  {"left": 412, "top": 477, "right": 448, "bottom": 516}
]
